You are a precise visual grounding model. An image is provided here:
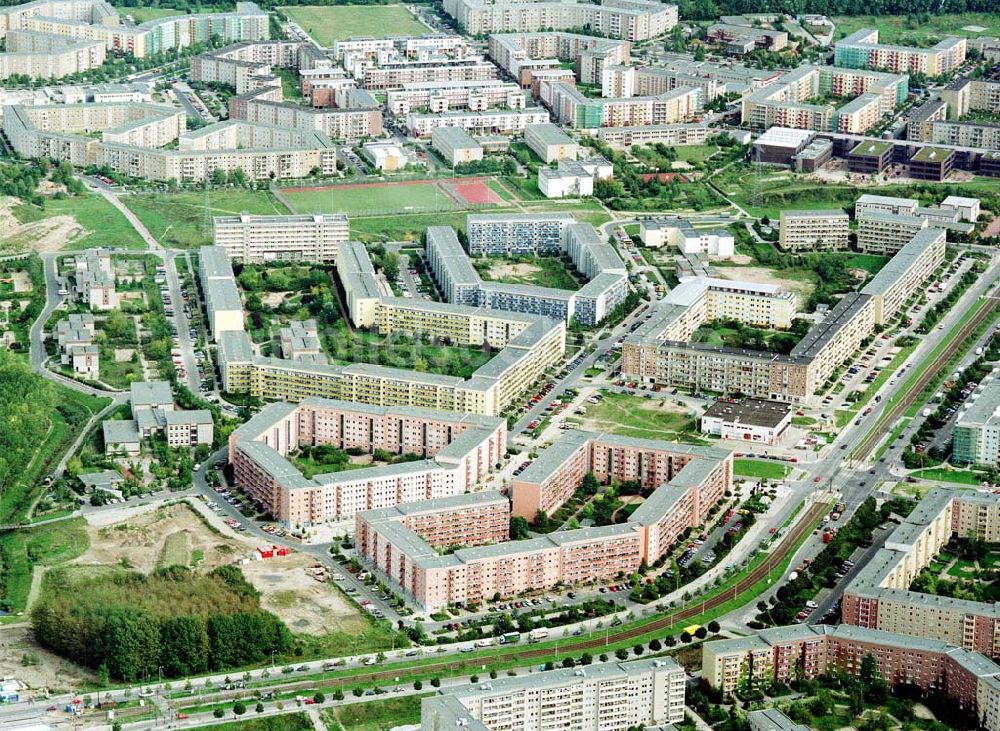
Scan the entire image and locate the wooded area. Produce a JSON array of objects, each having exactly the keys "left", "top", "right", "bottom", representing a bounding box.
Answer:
[{"left": 32, "top": 565, "right": 292, "bottom": 680}]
